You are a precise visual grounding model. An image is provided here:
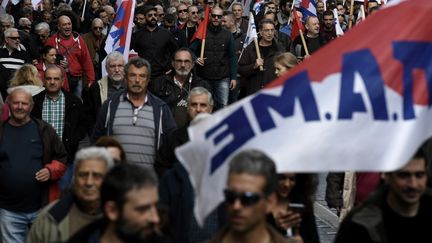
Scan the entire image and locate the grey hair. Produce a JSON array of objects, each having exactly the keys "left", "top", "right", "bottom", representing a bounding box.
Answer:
[
  {"left": 18, "top": 18, "right": 31, "bottom": 27},
  {"left": 124, "top": 57, "right": 151, "bottom": 77},
  {"left": 7, "top": 87, "right": 34, "bottom": 106},
  {"left": 102, "top": 5, "right": 114, "bottom": 12},
  {"left": 188, "top": 87, "right": 214, "bottom": 107},
  {"left": 92, "top": 18, "right": 103, "bottom": 26},
  {"left": 3, "top": 28, "right": 18, "bottom": 38},
  {"left": 0, "top": 14, "right": 14, "bottom": 25},
  {"left": 74, "top": 147, "right": 114, "bottom": 171},
  {"left": 35, "top": 22, "right": 50, "bottom": 32},
  {"left": 228, "top": 149, "right": 277, "bottom": 196},
  {"left": 106, "top": 51, "right": 124, "bottom": 68},
  {"left": 231, "top": 2, "right": 243, "bottom": 9}
]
